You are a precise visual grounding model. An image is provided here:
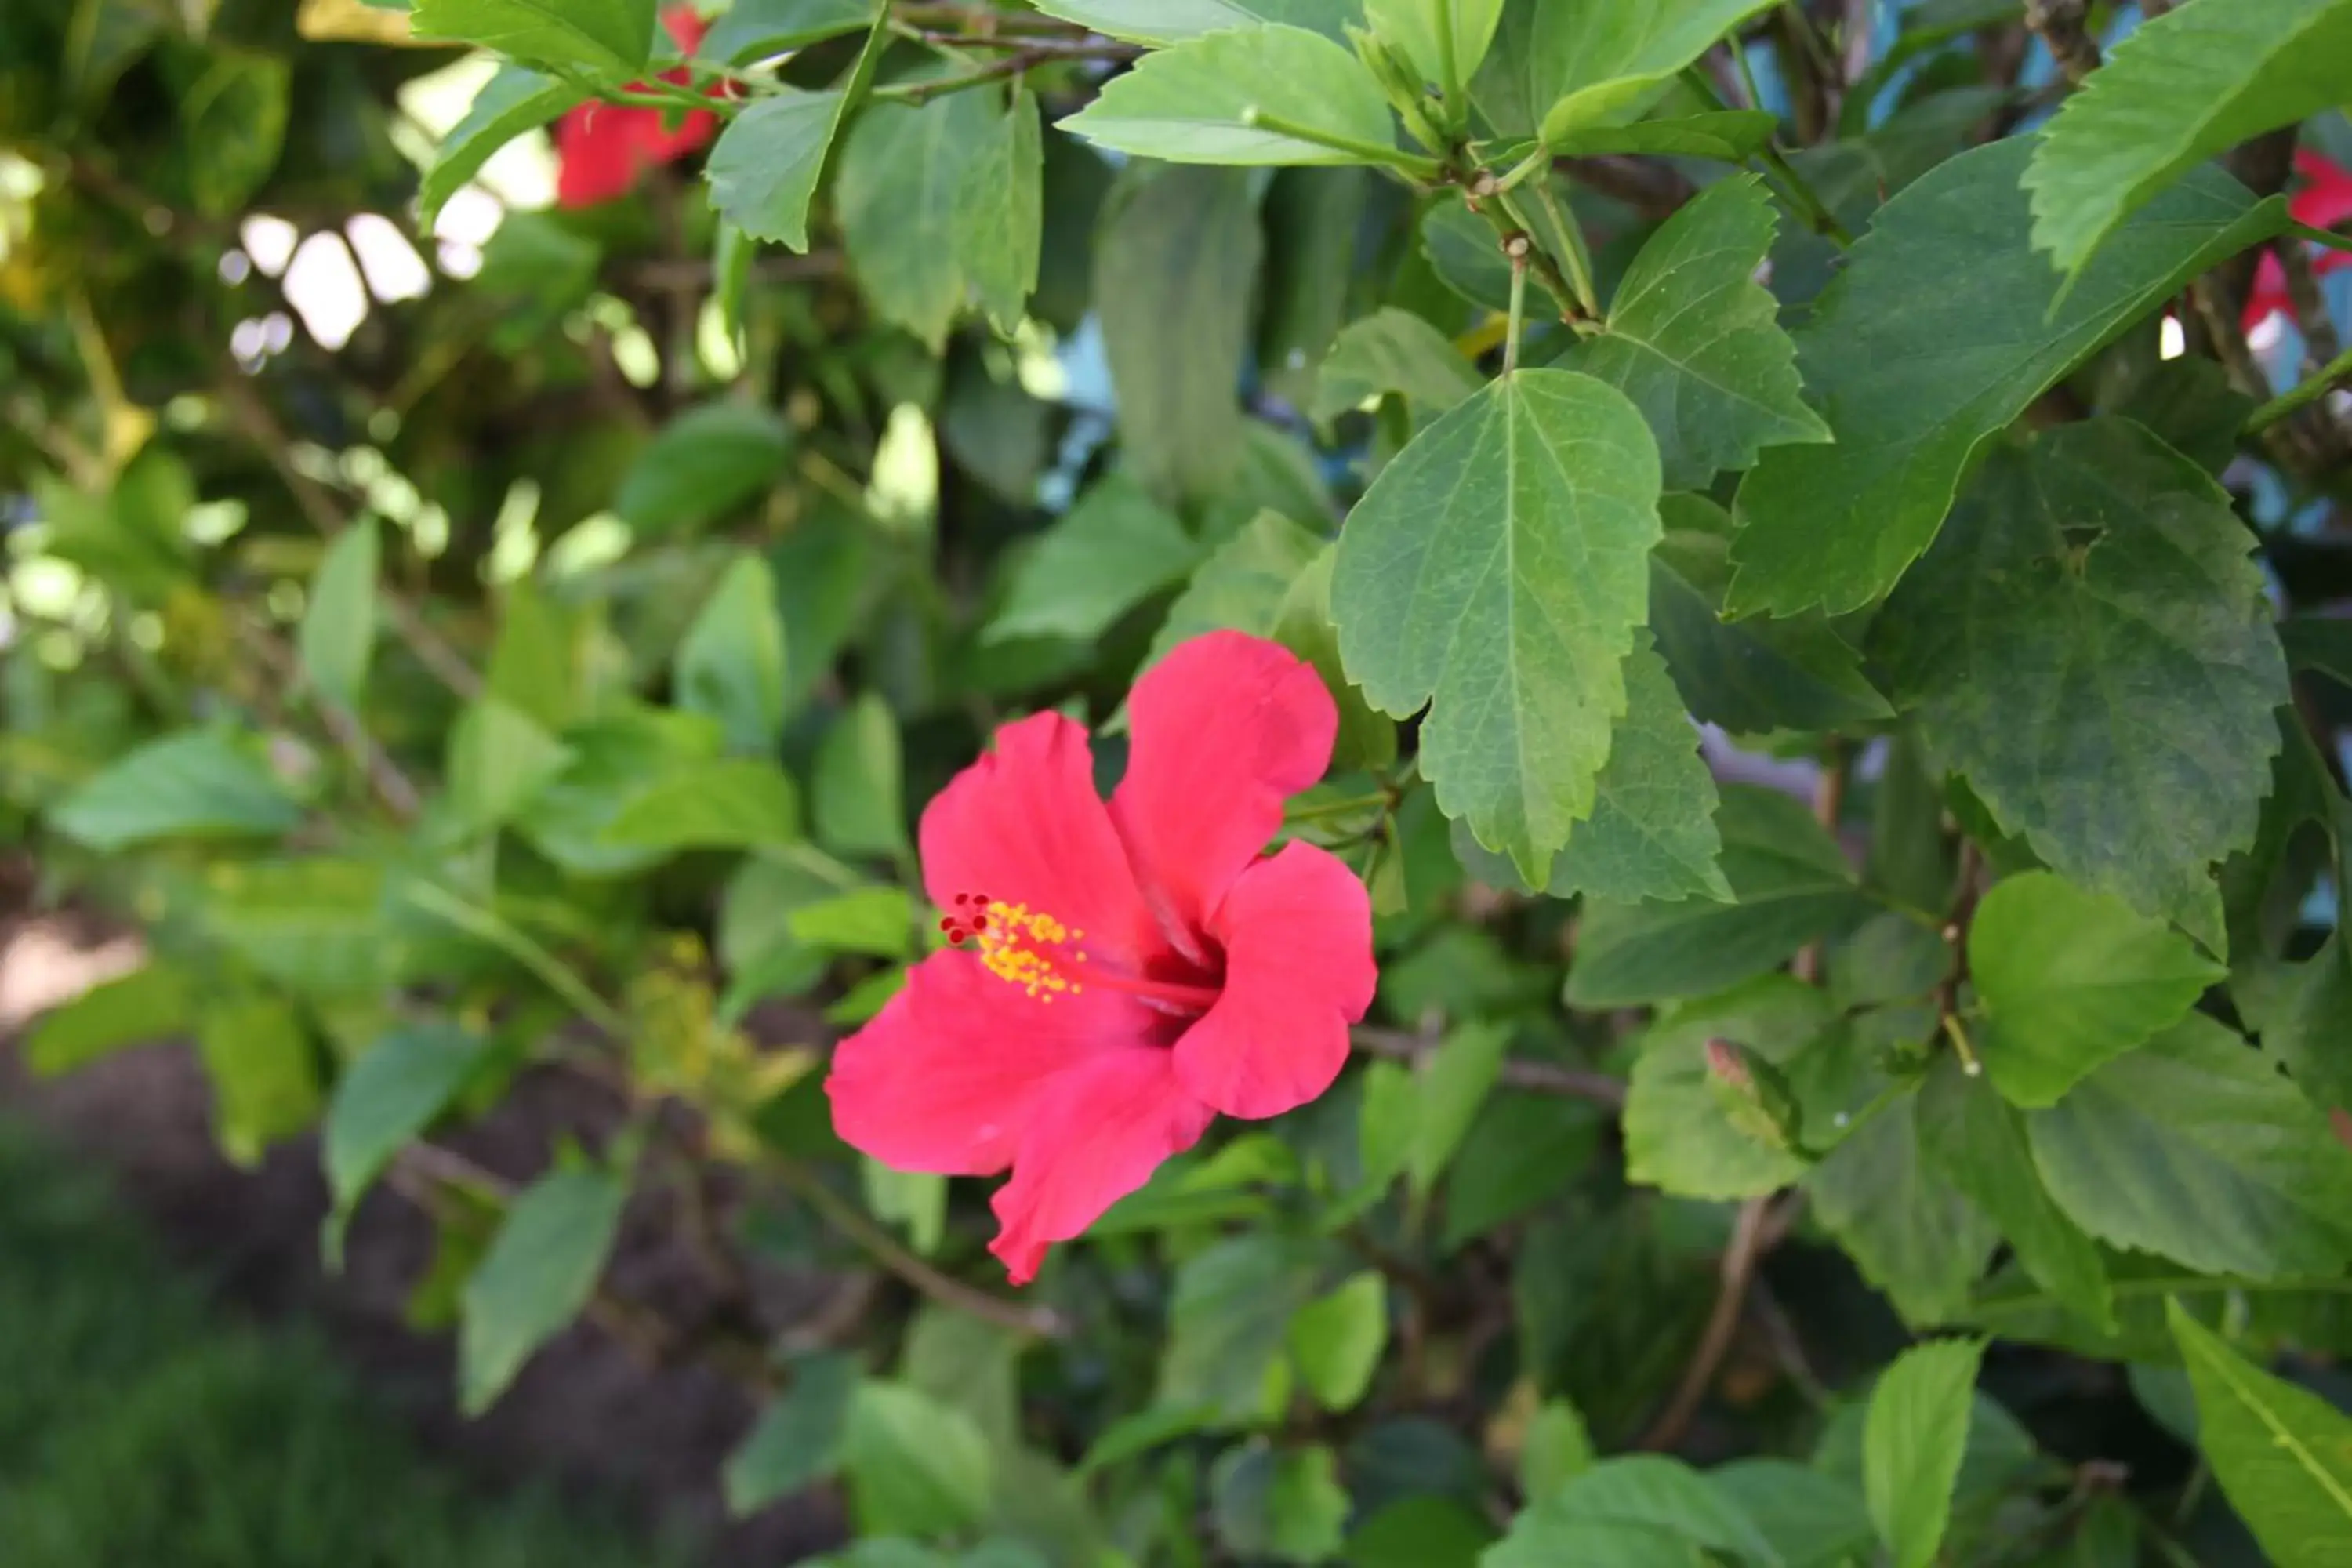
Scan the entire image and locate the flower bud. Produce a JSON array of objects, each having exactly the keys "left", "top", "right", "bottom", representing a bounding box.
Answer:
[{"left": 1704, "top": 1037, "right": 1805, "bottom": 1156}]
